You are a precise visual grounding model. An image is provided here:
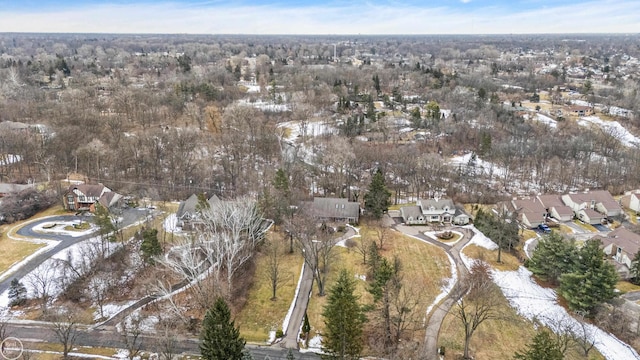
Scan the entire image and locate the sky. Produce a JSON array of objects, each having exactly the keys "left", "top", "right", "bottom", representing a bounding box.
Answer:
[{"left": 0, "top": 0, "right": 639, "bottom": 35}]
